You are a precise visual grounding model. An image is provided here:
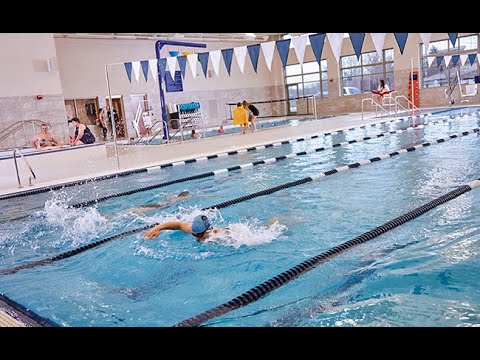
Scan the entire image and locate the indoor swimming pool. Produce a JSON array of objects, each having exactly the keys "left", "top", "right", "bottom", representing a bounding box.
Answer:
[{"left": 1, "top": 107, "right": 479, "bottom": 327}]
